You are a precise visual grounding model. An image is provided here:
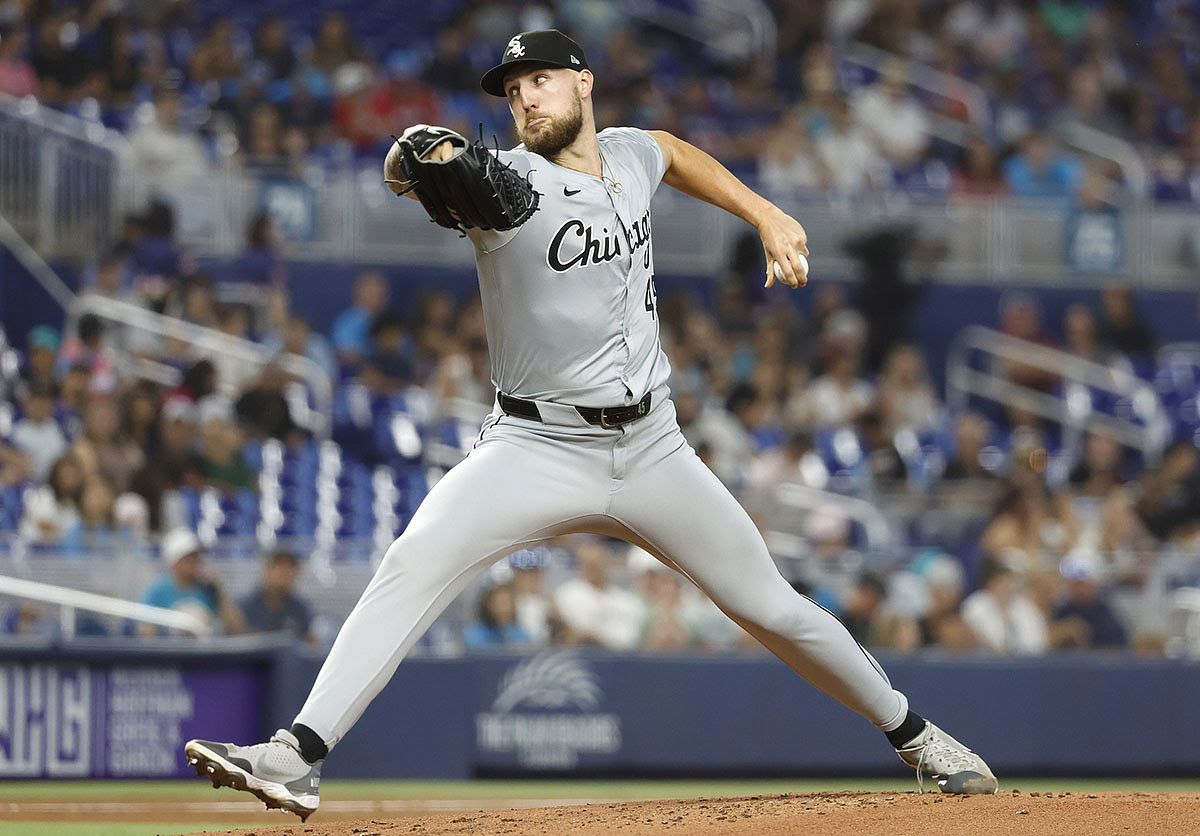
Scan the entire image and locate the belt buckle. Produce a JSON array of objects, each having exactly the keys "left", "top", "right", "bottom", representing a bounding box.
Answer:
[{"left": 599, "top": 406, "right": 619, "bottom": 429}]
